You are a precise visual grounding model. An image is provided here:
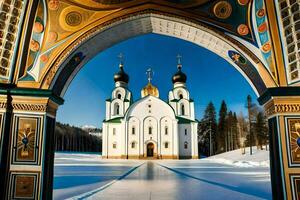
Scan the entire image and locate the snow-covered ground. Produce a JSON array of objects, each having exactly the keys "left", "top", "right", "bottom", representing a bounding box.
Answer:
[
  {"left": 54, "top": 149, "right": 272, "bottom": 200},
  {"left": 206, "top": 146, "right": 270, "bottom": 167}
]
